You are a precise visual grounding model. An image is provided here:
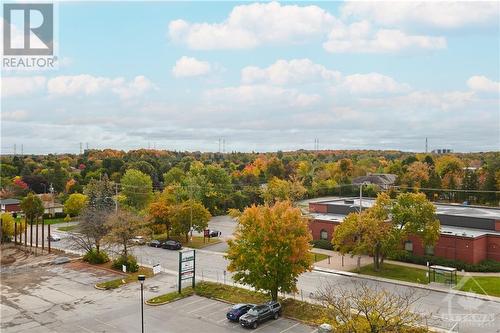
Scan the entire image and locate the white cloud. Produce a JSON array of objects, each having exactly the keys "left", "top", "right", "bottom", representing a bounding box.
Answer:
[
  {"left": 47, "top": 75, "right": 155, "bottom": 99},
  {"left": 168, "top": 1, "right": 335, "bottom": 49},
  {"left": 172, "top": 56, "right": 211, "bottom": 78},
  {"left": 1, "top": 76, "right": 46, "bottom": 97},
  {"left": 341, "top": 1, "right": 500, "bottom": 29},
  {"left": 467, "top": 76, "right": 500, "bottom": 93},
  {"left": 337, "top": 73, "right": 411, "bottom": 94},
  {"left": 1, "top": 110, "right": 28, "bottom": 121},
  {"left": 204, "top": 84, "right": 320, "bottom": 108},
  {"left": 323, "top": 20, "right": 446, "bottom": 53},
  {"left": 241, "top": 58, "right": 341, "bottom": 85}
]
